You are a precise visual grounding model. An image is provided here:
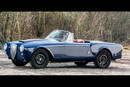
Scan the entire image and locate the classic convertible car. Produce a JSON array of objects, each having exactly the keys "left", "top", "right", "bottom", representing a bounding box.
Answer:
[{"left": 4, "top": 30, "right": 123, "bottom": 69}]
